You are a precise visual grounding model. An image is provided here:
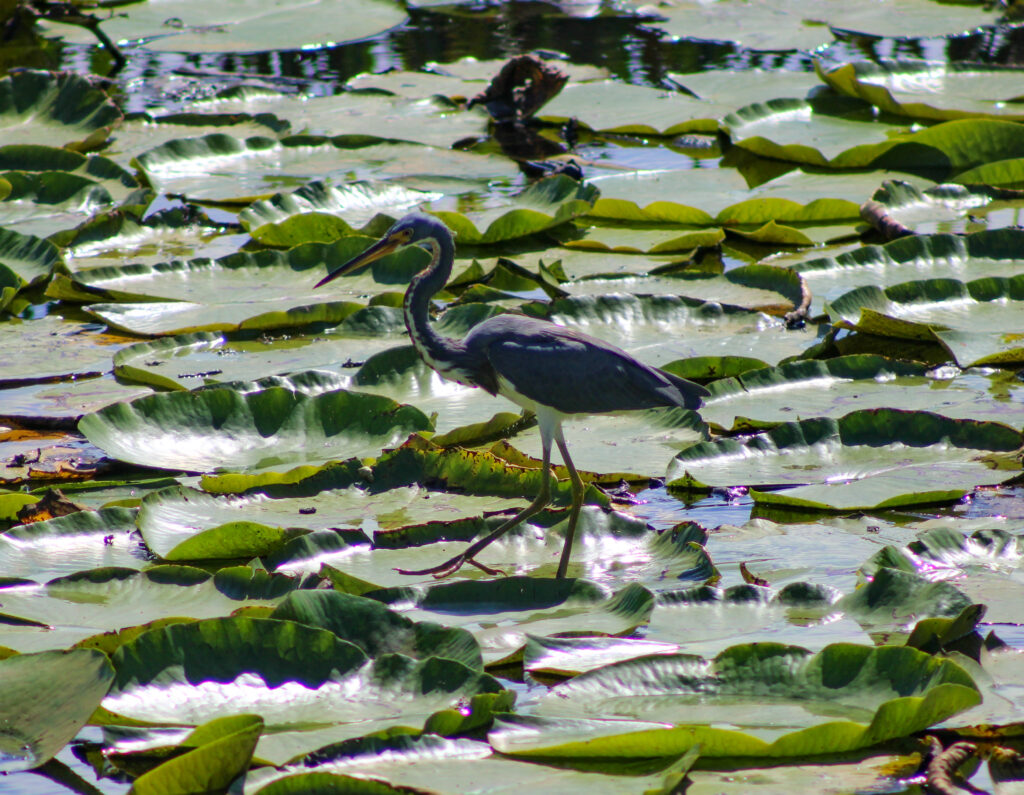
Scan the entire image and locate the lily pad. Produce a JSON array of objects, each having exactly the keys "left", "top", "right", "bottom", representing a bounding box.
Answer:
[
  {"left": 41, "top": 0, "right": 408, "bottom": 54},
  {"left": 270, "top": 589, "right": 483, "bottom": 670},
  {"left": 861, "top": 527, "right": 1024, "bottom": 624},
  {"left": 369, "top": 577, "right": 654, "bottom": 665},
  {"left": 240, "top": 181, "right": 442, "bottom": 247},
  {"left": 818, "top": 60, "right": 1024, "bottom": 123},
  {"left": 0, "top": 648, "right": 114, "bottom": 771},
  {"left": 0, "top": 70, "right": 122, "bottom": 151},
  {"left": 133, "top": 133, "right": 518, "bottom": 202},
  {"left": 530, "top": 642, "right": 978, "bottom": 738},
  {"left": 0, "top": 227, "right": 62, "bottom": 286},
  {"left": 103, "top": 616, "right": 504, "bottom": 728},
  {"left": 825, "top": 272, "right": 1024, "bottom": 364},
  {"left": 667, "top": 409, "right": 1023, "bottom": 509},
  {"left": 0, "top": 566, "right": 301, "bottom": 653},
  {"left": 0, "top": 507, "right": 145, "bottom": 582},
  {"left": 790, "top": 228, "right": 1024, "bottom": 309},
  {"left": 78, "top": 386, "right": 433, "bottom": 473}
]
